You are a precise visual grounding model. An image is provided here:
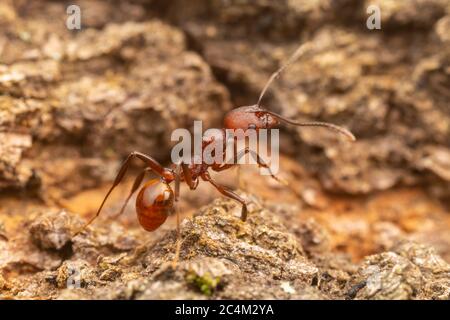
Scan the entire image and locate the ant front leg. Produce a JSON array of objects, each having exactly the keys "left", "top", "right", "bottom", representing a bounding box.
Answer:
[
  {"left": 249, "top": 148, "right": 307, "bottom": 201},
  {"left": 237, "top": 148, "right": 287, "bottom": 186},
  {"left": 73, "top": 151, "right": 175, "bottom": 236},
  {"left": 211, "top": 160, "right": 246, "bottom": 189},
  {"left": 181, "top": 163, "right": 199, "bottom": 190},
  {"left": 236, "top": 147, "right": 296, "bottom": 197},
  {"left": 202, "top": 171, "right": 248, "bottom": 222},
  {"left": 213, "top": 147, "right": 286, "bottom": 187}
]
